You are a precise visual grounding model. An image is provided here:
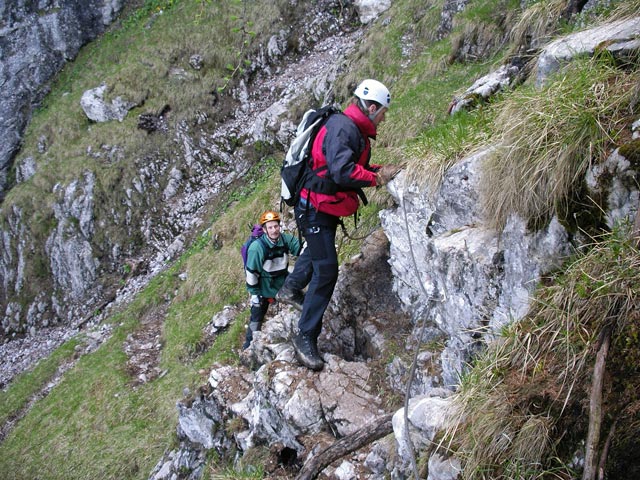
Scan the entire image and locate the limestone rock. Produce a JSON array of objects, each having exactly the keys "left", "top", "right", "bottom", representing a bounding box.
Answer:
[
  {"left": 0, "top": 0, "right": 124, "bottom": 193},
  {"left": 381, "top": 147, "right": 573, "bottom": 386},
  {"left": 80, "top": 84, "right": 136, "bottom": 122},
  {"left": 449, "top": 63, "right": 522, "bottom": 114},
  {"left": 354, "top": 0, "right": 392, "bottom": 24},
  {"left": 536, "top": 16, "right": 640, "bottom": 87}
]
